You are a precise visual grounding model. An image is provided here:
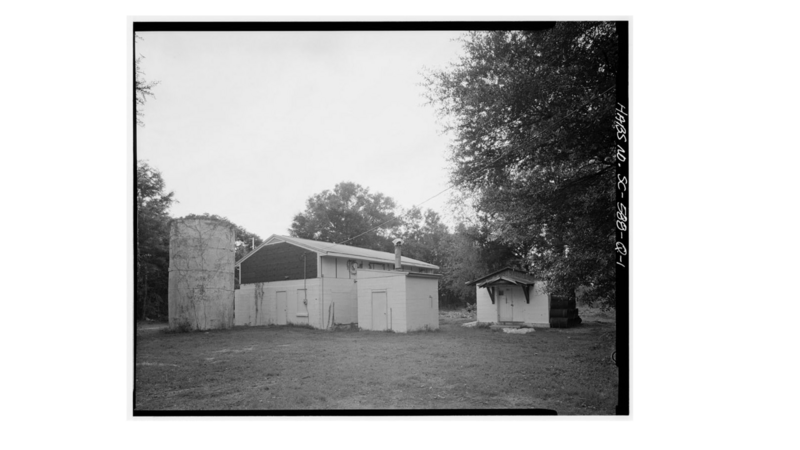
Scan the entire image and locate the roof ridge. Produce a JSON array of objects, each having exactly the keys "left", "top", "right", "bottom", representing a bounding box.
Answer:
[
  {"left": 464, "top": 267, "right": 537, "bottom": 285},
  {"left": 277, "top": 235, "right": 438, "bottom": 269}
]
